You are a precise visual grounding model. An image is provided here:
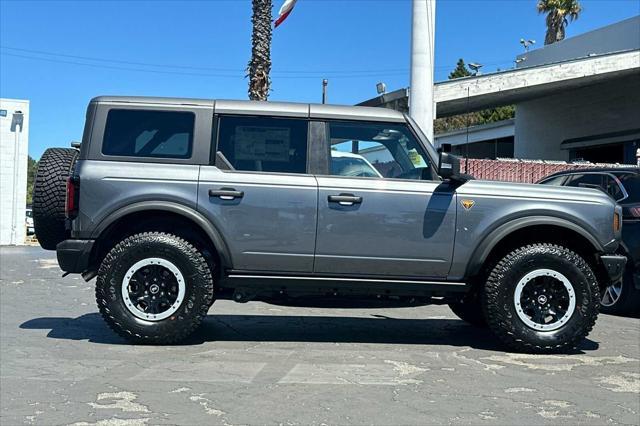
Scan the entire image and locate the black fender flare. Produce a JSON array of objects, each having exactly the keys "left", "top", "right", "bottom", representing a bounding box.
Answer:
[
  {"left": 465, "top": 215, "right": 604, "bottom": 278},
  {"left": 91, "top": 201, "right": 232, "bottom": 269}
]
